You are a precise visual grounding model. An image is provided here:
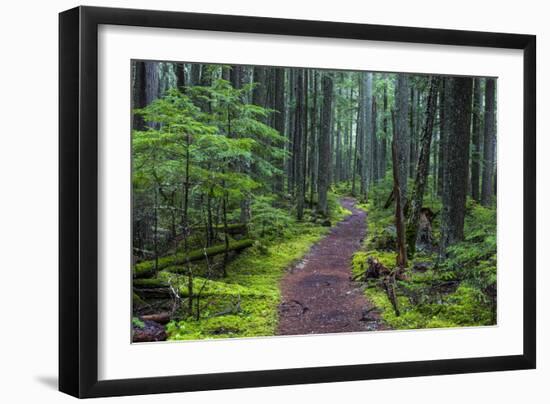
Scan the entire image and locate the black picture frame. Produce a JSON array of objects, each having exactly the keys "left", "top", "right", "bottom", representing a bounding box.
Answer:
[{"left": 59, "top": 5, "right": 536, "bottom": 398}]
